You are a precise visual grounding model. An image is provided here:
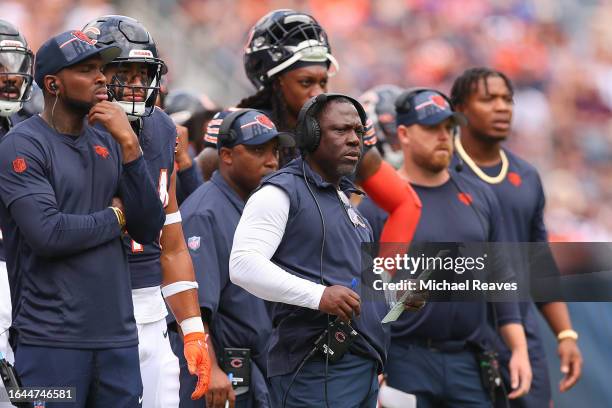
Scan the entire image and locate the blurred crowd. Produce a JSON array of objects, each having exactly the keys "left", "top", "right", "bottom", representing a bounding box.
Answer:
[{"left": 3, "top": 0, "right": 612, "bottom": 240}]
